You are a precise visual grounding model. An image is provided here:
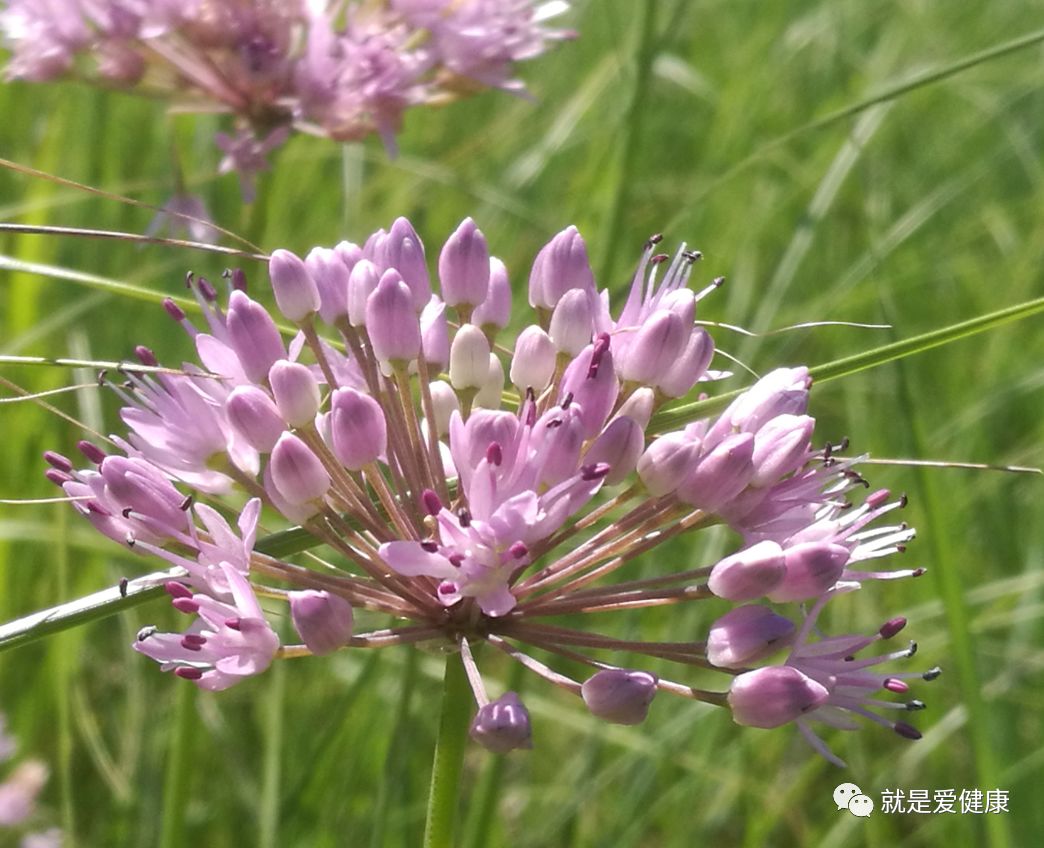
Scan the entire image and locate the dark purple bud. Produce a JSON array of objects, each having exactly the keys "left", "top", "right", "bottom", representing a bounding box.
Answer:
[
  {"left": 893, "top": 721, "right": 922, "bottom": 740},
  {"left": 469, "top": 691, "right": 532, "bottom": 753},
  {"left": 78, "top": 441, "right": 107, "bottom": 464},
  {"left": 43, "top": 451, "right": 72, "bottom": 472},
  {"left": 229, "top": 267, "right": 248, "bottom": 291},
  {"left": 422, "top": 489, "right": 443, "bottom": 516},
  {"left": 880, "top": 617, "right": 907, "bottom": 639},
  {"left": 581, "top": 669, "right": 657, "bottom": 725},
  {"left": 163, "top": 298, "right": 186, "bottom": 322}
]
